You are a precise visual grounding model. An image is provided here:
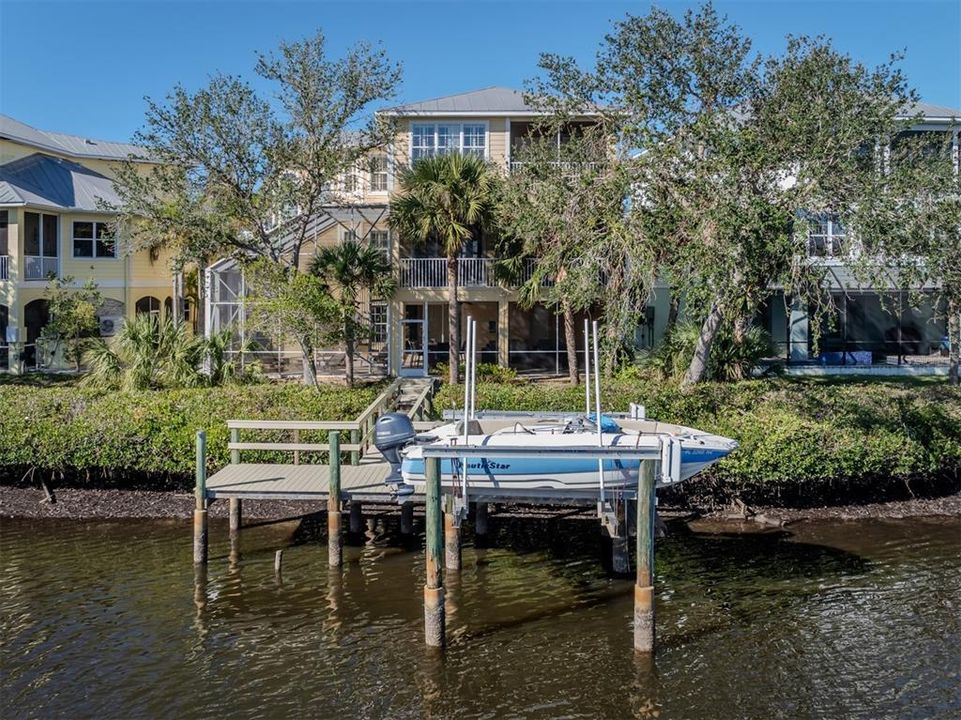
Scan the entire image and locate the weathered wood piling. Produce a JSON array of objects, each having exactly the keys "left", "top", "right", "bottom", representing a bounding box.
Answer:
[
  {"left": 474, "top": 502, "right": 489, "bottom": 539},
  {"left": 400, "top": 502, "right": 414, "bottom": 536},
  {"left": 444, "top": 501, "right": 461, "bottom": 572},
  {"left": 328, "top": 431, "right": 343, "bottom": 567},
  {"left": 634, "top": 459, "right": 656, "bottom": 653},
  {"left": 193, "top": 430, "right": 208, "bottom": 565},
  {"left": 349, "top": 501, "right": 364, "bottom": 536},
  {"left": 423, "top": 457, "right": 445, "bottom": 647}
]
